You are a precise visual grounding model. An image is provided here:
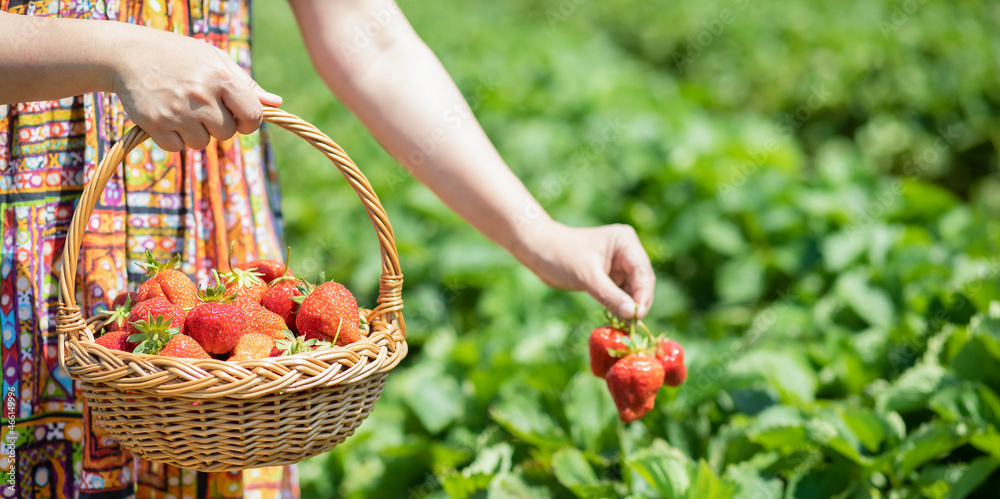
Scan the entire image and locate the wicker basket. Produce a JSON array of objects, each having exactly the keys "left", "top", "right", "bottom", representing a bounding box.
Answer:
[{"left": 56, "top": 107, "right": 406, "bottom": 472}]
